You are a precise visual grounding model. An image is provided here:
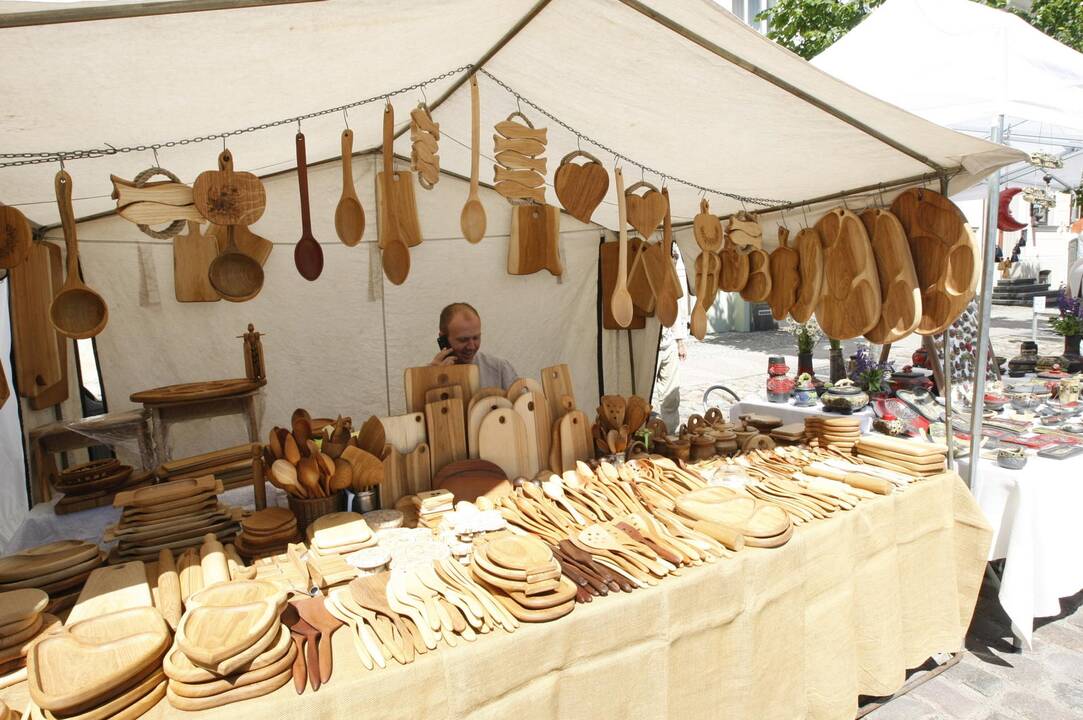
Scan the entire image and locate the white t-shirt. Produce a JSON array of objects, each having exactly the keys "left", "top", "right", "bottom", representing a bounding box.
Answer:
[{"left": 472, "top": 351, "right": 518, "bottom": 390}]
